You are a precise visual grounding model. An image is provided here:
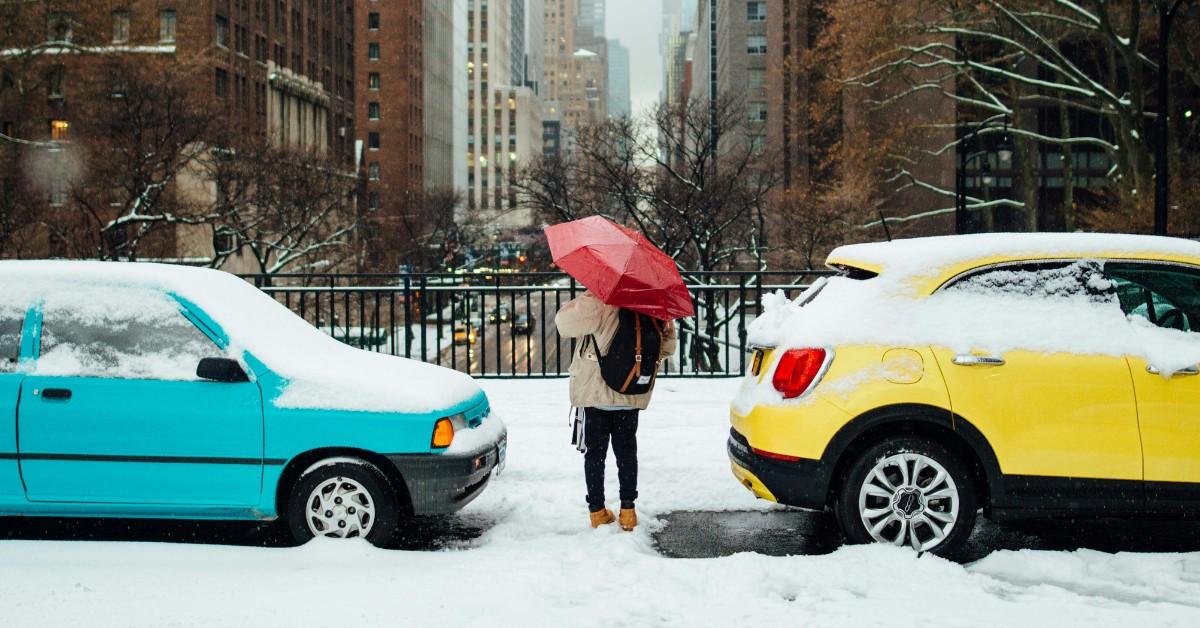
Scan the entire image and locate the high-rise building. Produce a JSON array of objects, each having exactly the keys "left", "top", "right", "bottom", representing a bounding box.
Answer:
[
  {"left": 524, "top": 0, "right": 546, "bottom": 94},
  {"left": 690, "top": 0, "right": 716, "bottom": 104},
  {"left": 717, "top": 0, "right": 767, "bottom": 150},
  {"left": 512, "top": 0, "right": 527, "bottom": 87},
  {"left": 607, "top": 39, "right": 632, "bottom": 118},
  {"left": 425, "top": 0, "right": 468, "bottom": 192},
  {"left": 666, "top": 32, "right": 691, "bottom": 107},
  {"left": 767, "top": 0, "right": 810, "bottom": 190},
  {"left": 543, "top": 0, "right": 606, "bottom": 144},
  {"left": 660, "top": 0, "right": 684, "bottom": 103},
  {"left": 466, "top": 0, "right": 543, "bottom": 228},
  {"left": 577, "top": 0, "right": 607, "bottom": 42},
  {"left": 357, "top": 0, "right": 425, "bottom": 271}
]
